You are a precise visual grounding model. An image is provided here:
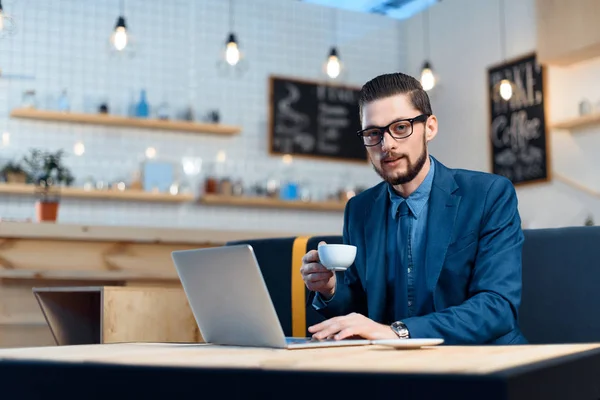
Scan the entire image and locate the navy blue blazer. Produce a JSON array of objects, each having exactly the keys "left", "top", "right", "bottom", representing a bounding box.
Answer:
[{"left": 313, "top": 157, "right": 527, "bottom": 345}]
